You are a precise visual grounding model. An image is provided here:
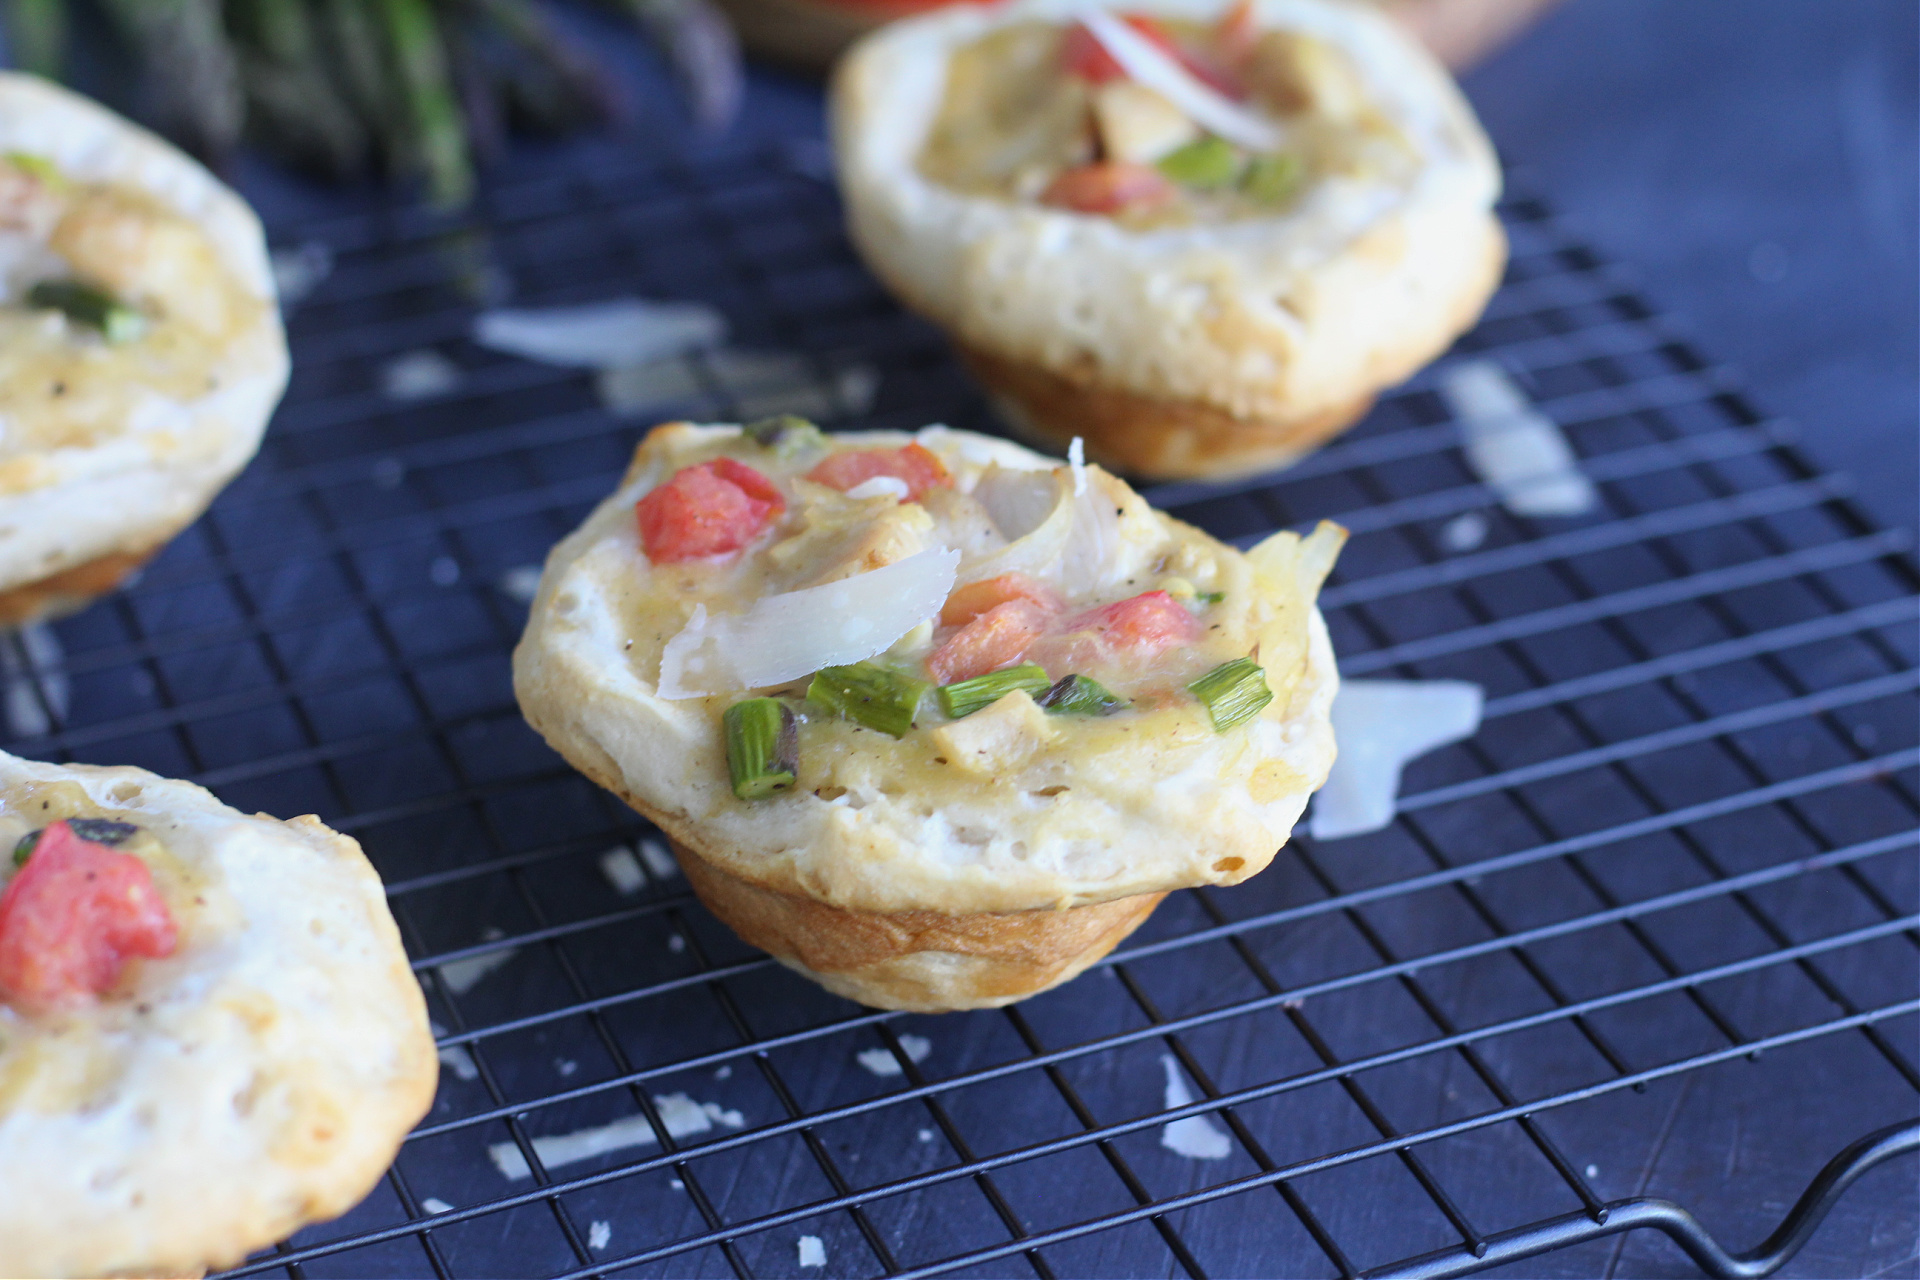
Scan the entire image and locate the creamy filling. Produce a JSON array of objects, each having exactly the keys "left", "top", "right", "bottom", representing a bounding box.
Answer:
[
  {"left": 915, "top": 17, "right": 1416, "bottom": 228},
  {"left": 0, "top": 156, "right": 263, "bottom": 463}
]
